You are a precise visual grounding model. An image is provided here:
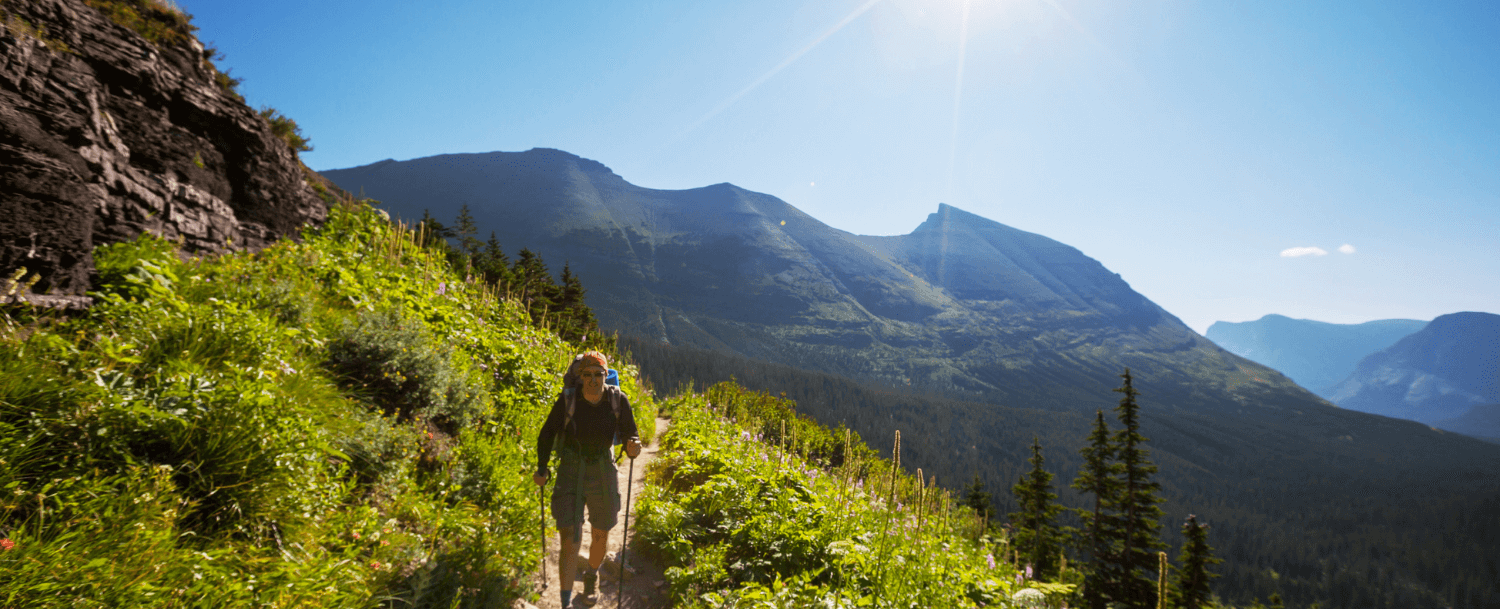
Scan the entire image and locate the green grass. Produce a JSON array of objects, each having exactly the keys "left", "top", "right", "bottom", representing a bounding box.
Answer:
[
  {"left": 636, "top": 386, "right": 1077, "bottom": 608},
  {"left": 82, "top": 0, "right": 195, "bottom": 48},
  {"left": 0, "top": 202, "right": 655, "bottom": 607}
]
